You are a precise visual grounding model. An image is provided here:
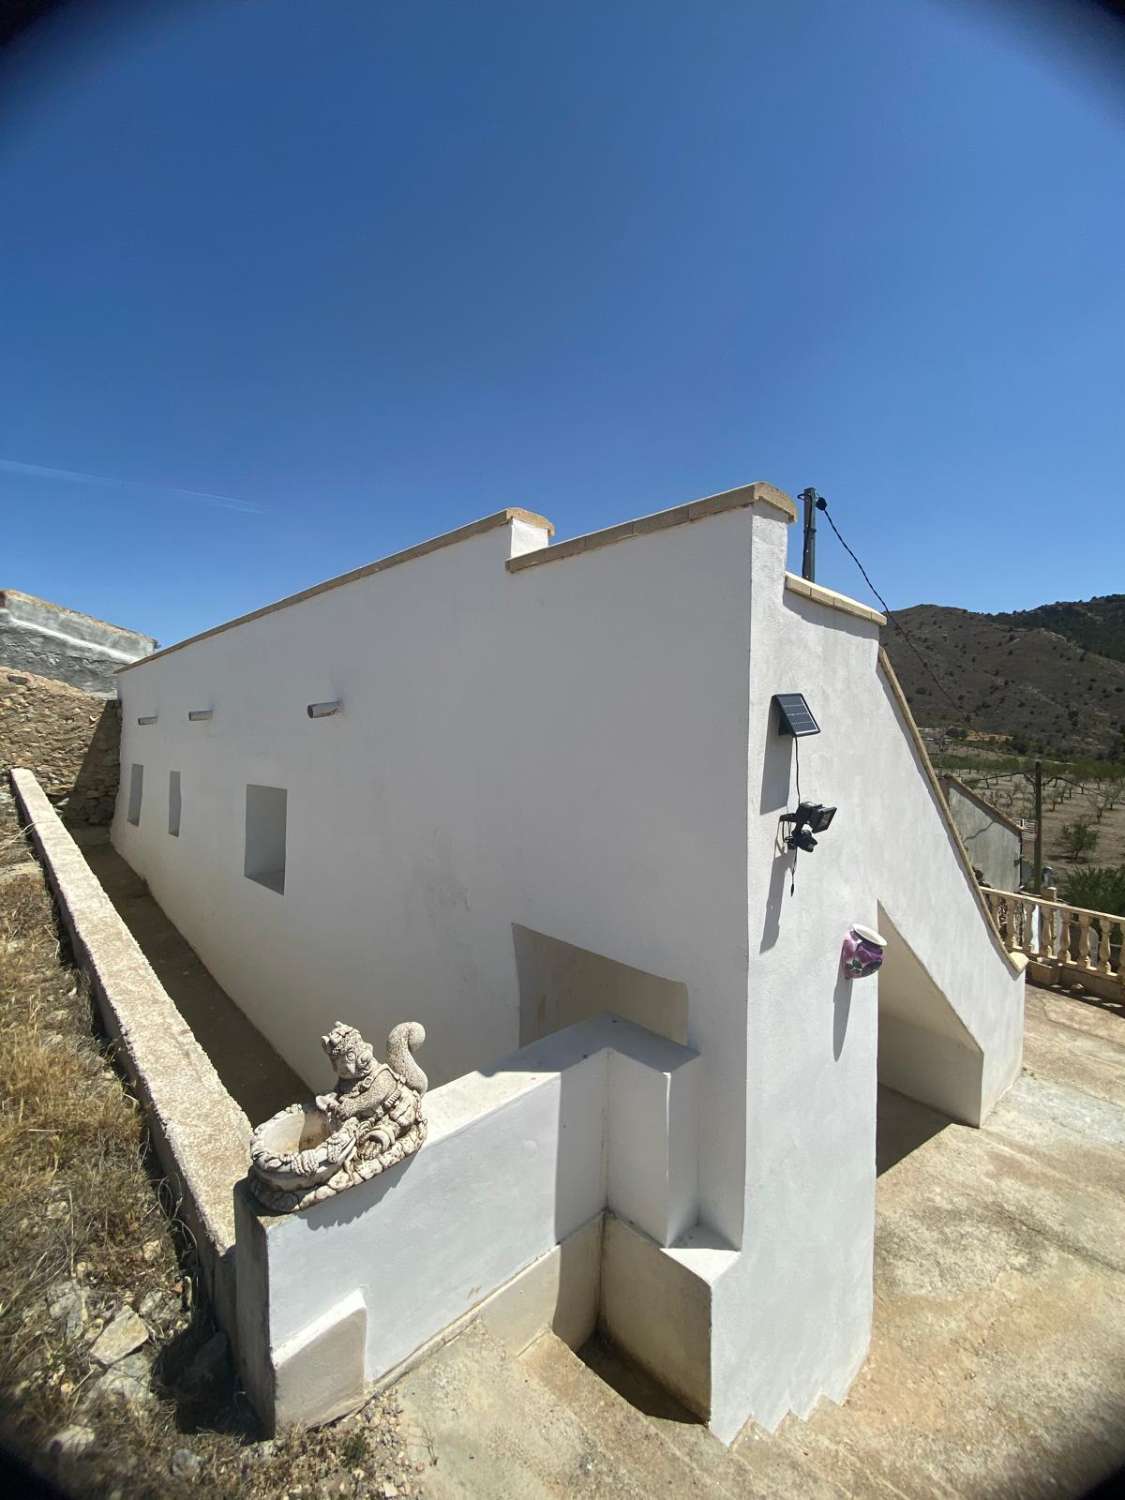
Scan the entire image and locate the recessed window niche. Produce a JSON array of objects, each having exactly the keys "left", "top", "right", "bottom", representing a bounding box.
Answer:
[
  {"left": 244, "top": 784, "right": 287, "bottom": 894},
  {"left": 168, "top": 771, "right": 181, "bottom": 837},
  {"left": 127, "top": 764, "right": 144, "bottom": 826}
]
